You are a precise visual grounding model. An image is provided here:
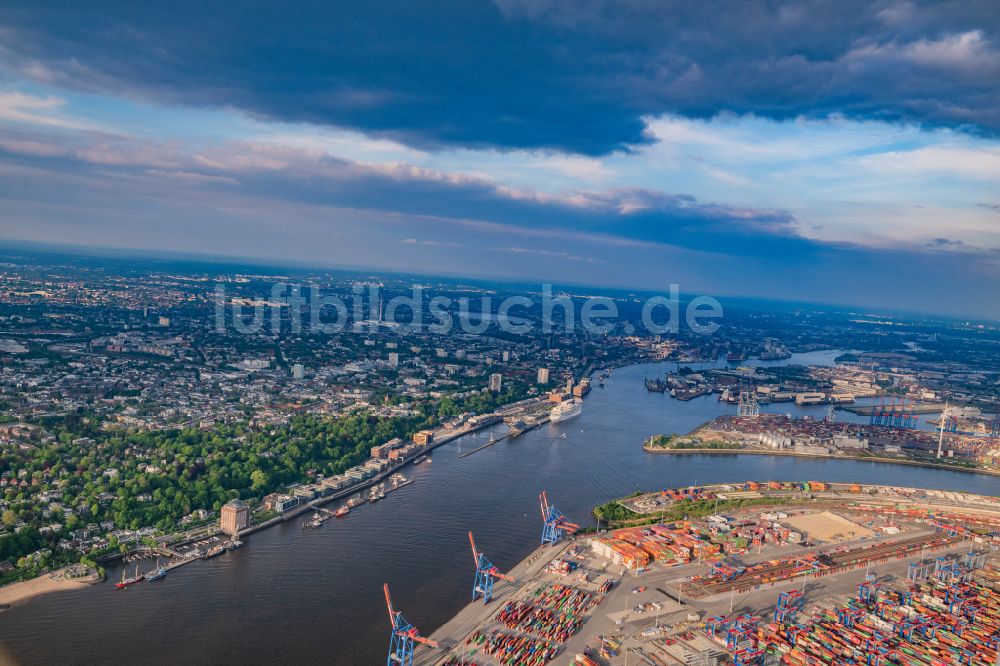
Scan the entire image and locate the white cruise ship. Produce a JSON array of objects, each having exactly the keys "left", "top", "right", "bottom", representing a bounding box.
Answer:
[{"left": 550, "top": 399, "right": 582, "bottom": 423}]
